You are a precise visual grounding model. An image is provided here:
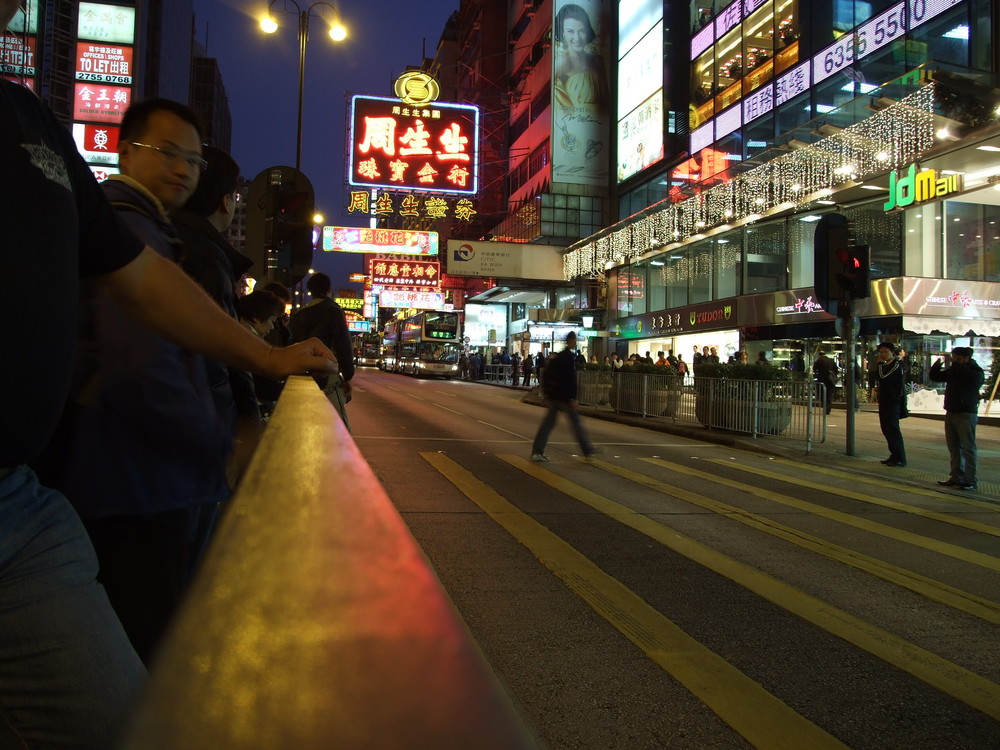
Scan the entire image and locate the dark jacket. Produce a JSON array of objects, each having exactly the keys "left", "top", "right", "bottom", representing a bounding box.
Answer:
[
  {"left": 288, "top": 297, "right": 355, "bottom": 382},
  {"left": 37, "top": 176, "right": 230, "bottom": 518},
  {"left": 929, "top": 358, "right": 984, "bottom": 413},
  {"left": 543, "top": 347, "right": 578, "bottom": 401},
  {"left": 172, "top": 209, "right": 259, "bottom": 425},
  {"left": 812, "top": 355, "right": 837, "bottom": 385},
  {"left": 875, "top": 357, "right": 905, "bottom": 410}
]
